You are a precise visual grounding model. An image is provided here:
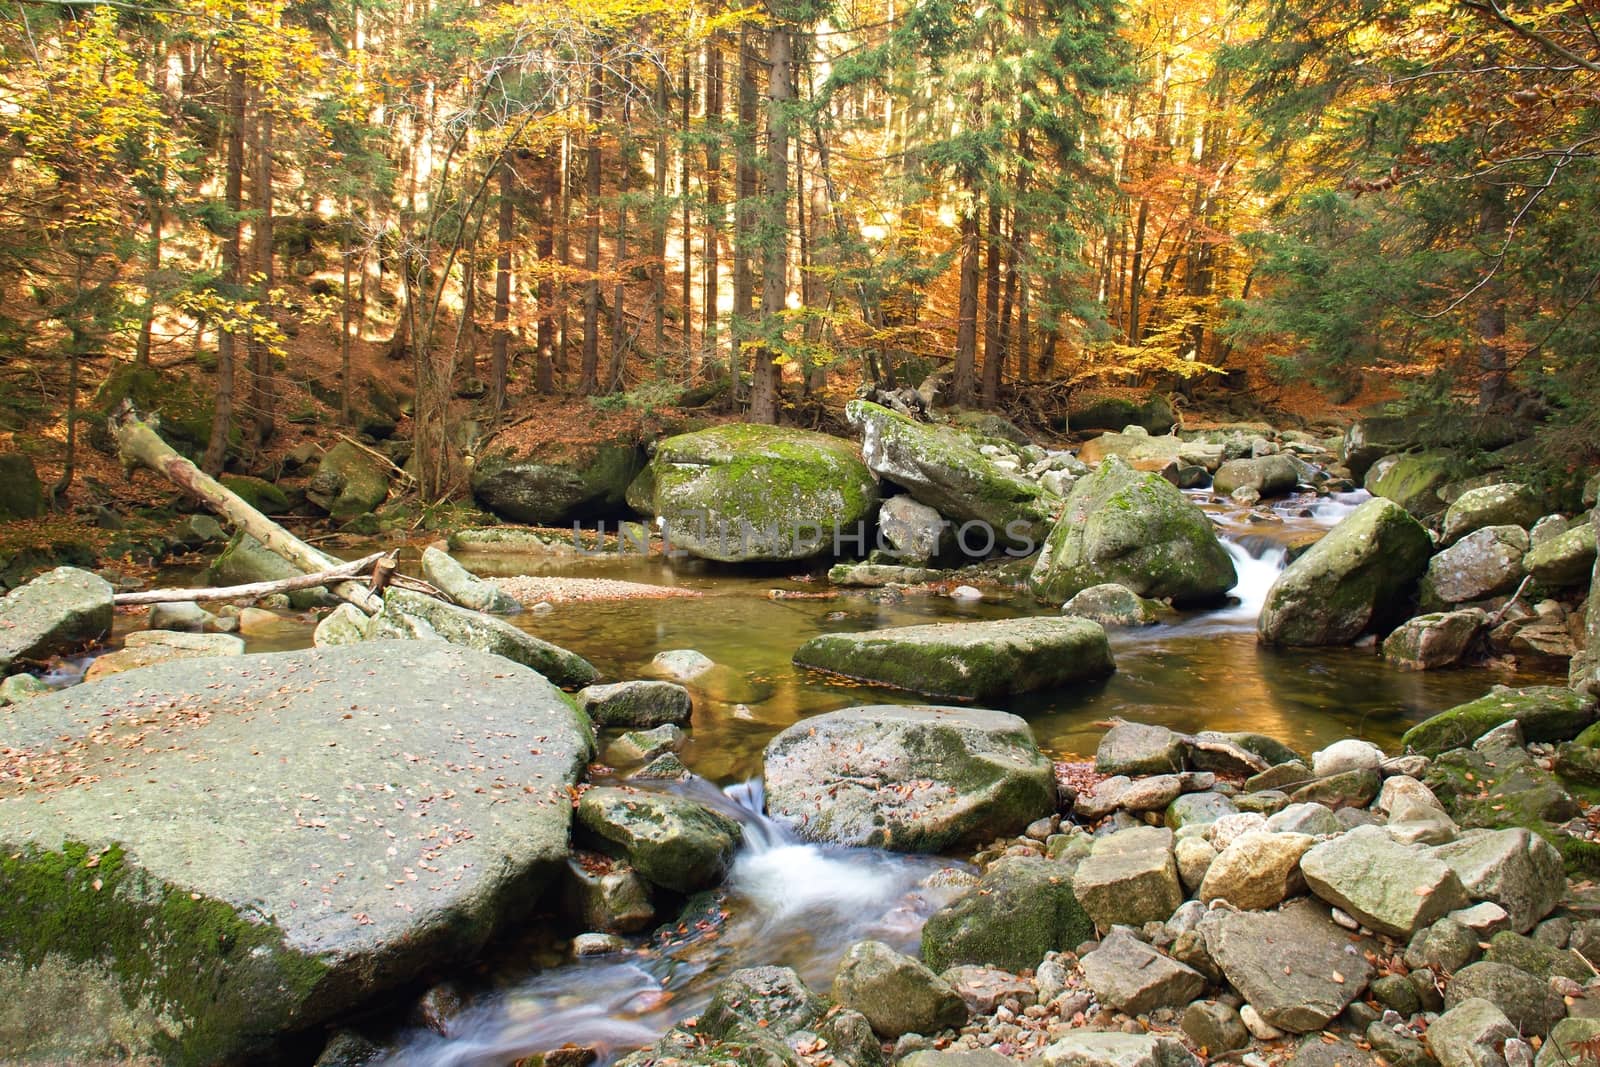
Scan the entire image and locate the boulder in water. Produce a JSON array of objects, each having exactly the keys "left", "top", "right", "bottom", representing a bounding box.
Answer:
[
  {"left": 84, "top": 630, "right": 245, "bottom": 681},
  {"left": 1382, "top": 609, "right": 1488, "bottom": 671},
  {"left": 0, "top": 641, "right": 593, "bottom": 1065},
  {"left": 792, "top": 616, "right": 1113, "bottom": 703},
  {"left": 1029, "top": 456, "right": 1237, "bottom": 606},
  {"left": 643, "top": 423, "right": 878, "bottom": 562},
  {"left": 1400, "top": 685, "right": 1596, "bottom": 756},
  {"left": 207, "top": 532, "right": 333, "bottom": 610},
  {"left": 847, "top": 400, "right": 1054, "bottom": 552},
  {"left": 575, "top": 786, "right": 742, "bottom": 893},
  {"left": 577, "top": 680, "right": 692, "bottom": 727},
  {"left": 0, "top": 566, "right": 112, "bottom": 674},
  {"left": 763, "top": 705, "right": 1056, "bottom": 852},
  {"left": 1212, "top": 455, "right": 1300, "bottom": 499},
  {"left": 1061, "top": 583, "right": 1166, "bottom": 627},
  {"left": 419, "top": 547, "right": 522, "bottom": 614},
  {"left": 369, "top": 588, "right": 597, "bottom": 687},
  {"left": 1258, "top": 497, "right": 1432, "bottom": 646},
  {"left": 470, "top": 439, "right": 644, "bottom": 524}
]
